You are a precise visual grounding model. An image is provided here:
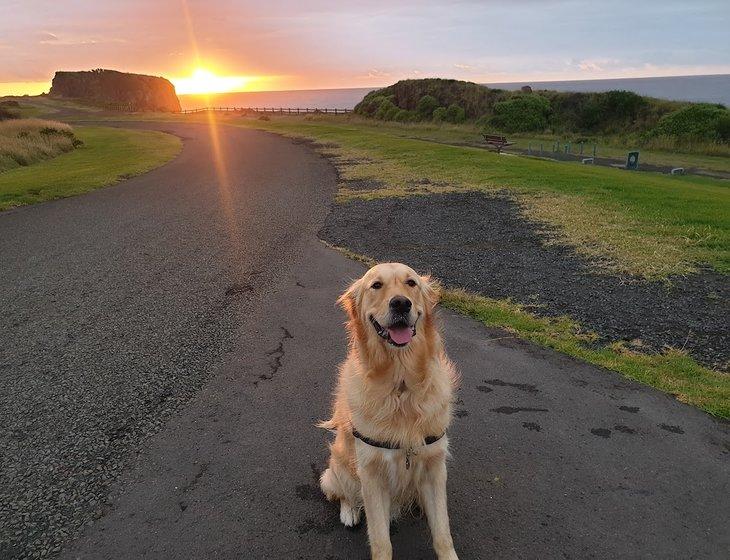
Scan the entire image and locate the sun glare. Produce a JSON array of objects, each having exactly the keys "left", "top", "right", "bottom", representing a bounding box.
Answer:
[{"left": 172, "top": 68, "right": 250, "bottom": 95}]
